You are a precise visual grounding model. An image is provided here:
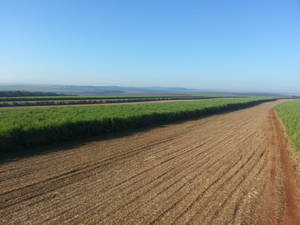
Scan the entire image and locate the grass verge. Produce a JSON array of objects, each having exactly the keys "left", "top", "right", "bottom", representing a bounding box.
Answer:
[{"left": 276, "top": 100, "right": 300, "bottom": 150}]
